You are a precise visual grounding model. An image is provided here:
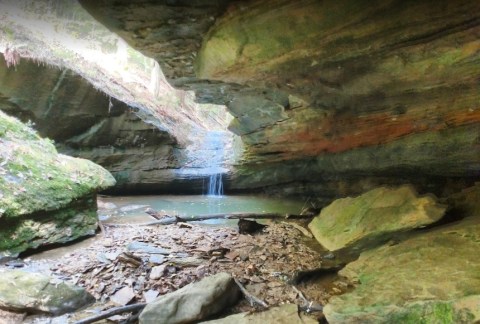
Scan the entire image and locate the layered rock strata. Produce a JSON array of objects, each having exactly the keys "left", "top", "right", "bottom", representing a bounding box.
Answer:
[
  {"left": 82, "top": 0, "right": 480, "bottom": 198},
  {"left": 0, "top": 60, "right": 226, "bottom": 193}
]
